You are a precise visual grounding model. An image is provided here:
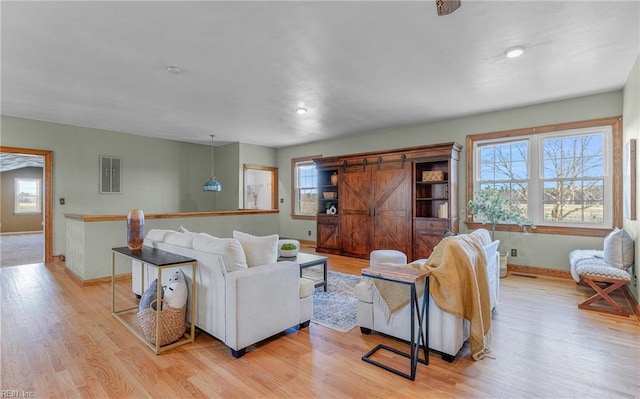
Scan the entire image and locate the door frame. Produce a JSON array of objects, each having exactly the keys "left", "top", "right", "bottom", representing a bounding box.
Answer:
[{"left": 1, "top": 146, "right": 53, "bottom": 263}]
